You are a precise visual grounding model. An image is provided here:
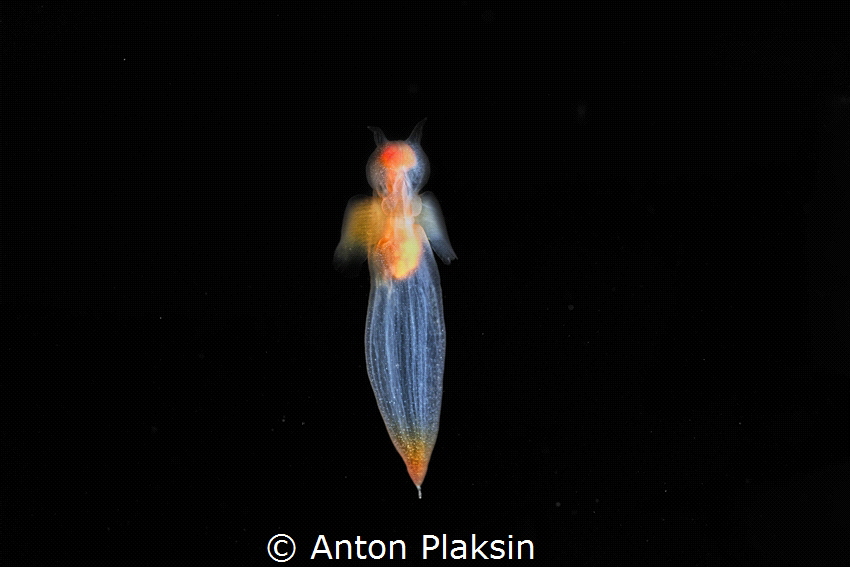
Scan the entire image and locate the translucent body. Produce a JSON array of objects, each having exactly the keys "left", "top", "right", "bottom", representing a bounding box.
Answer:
[{"left": 334, "top": 119, "right": 456, "bottom": 497}]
